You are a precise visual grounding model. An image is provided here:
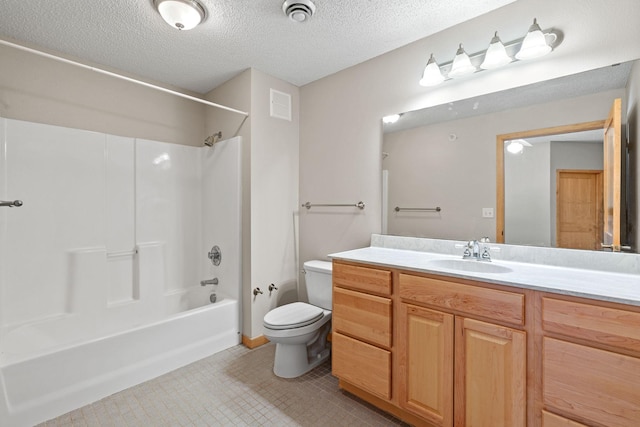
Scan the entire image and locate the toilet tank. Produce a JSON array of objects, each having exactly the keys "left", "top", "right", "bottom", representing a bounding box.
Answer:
[{"left": 303, "top": 260, "right": 333, "bottom": 310}]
